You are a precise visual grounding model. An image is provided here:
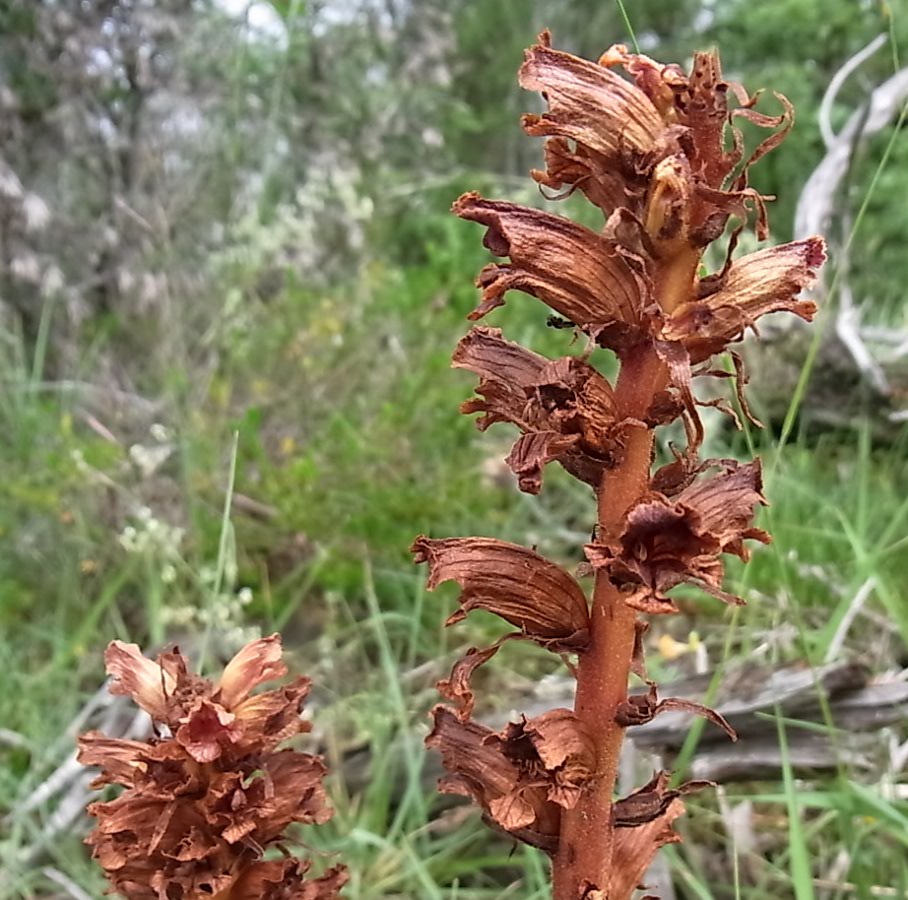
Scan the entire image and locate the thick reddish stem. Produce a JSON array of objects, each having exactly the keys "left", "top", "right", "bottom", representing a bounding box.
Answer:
[{"left": 552, "top": 251, "right": 698, "bottom": 899}]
